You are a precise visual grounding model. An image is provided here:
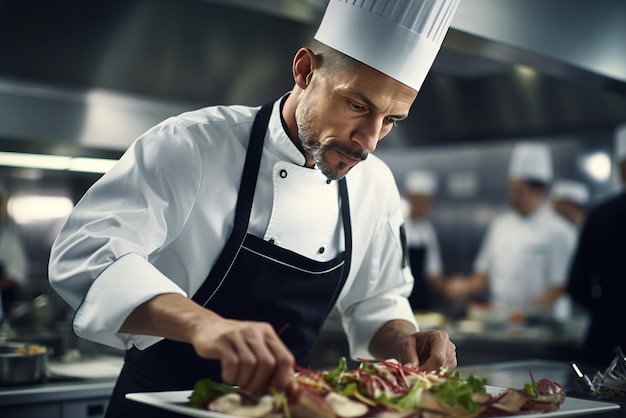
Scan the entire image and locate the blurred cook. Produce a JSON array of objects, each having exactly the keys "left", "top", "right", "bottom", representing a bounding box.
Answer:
[
  {"left": 402, "top": 170, "right": 445, "bottom": 311},
  {"left": 0, "top": 184, "right": 28, "bottom": 316},
  {"left": 444, "top": 142, "right": 577, "bottom": 320},
  {"left": 48, "top": 1, "right": 460, "bottom": 417},
  {"left": 567, "top": 123, "right": 626, "bottom": 365},
  {"left": 550, "top": 179, "right": 590, "bottom": 228}
]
